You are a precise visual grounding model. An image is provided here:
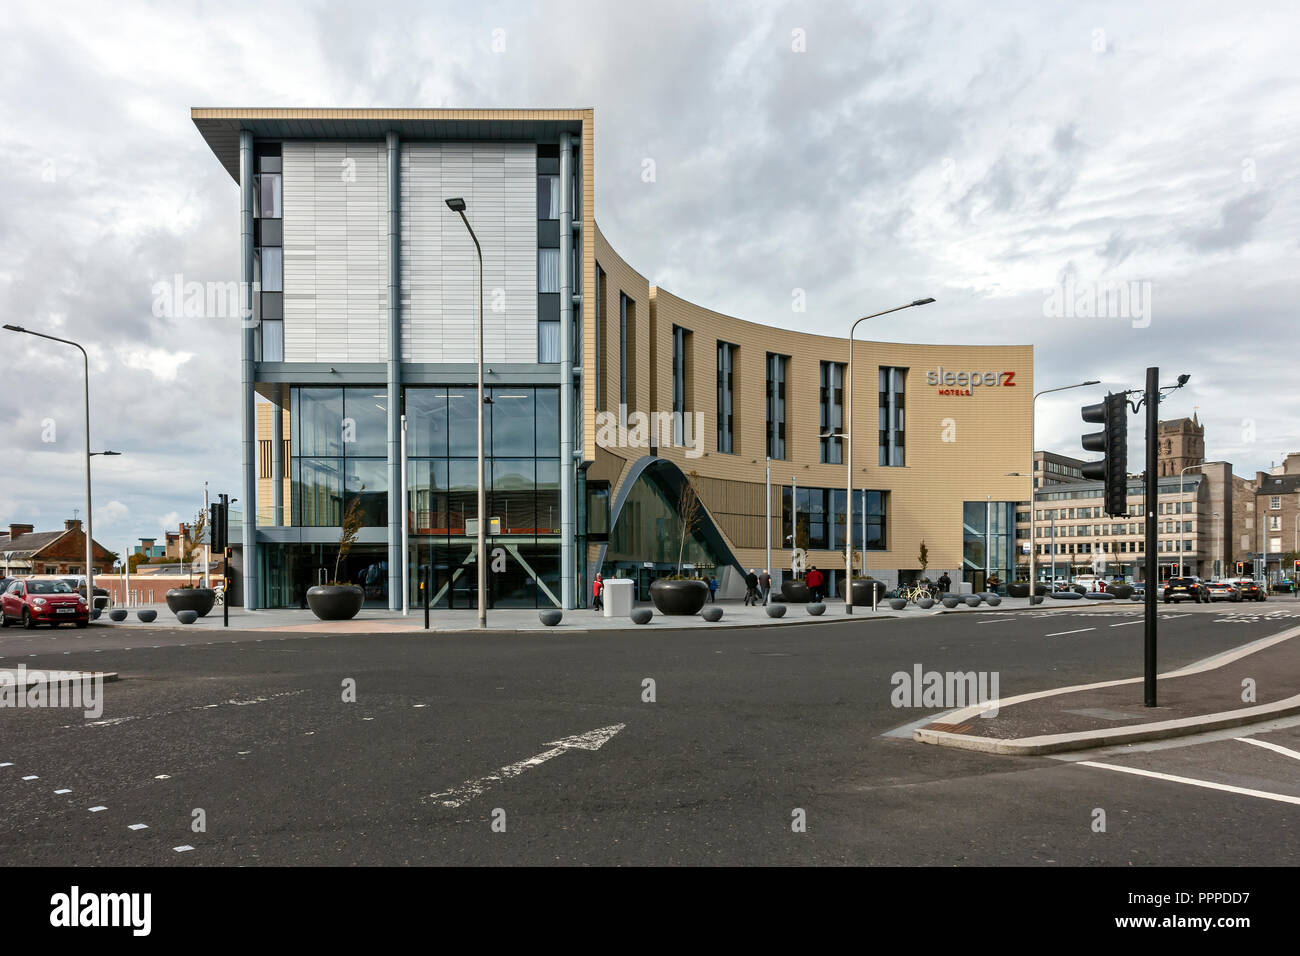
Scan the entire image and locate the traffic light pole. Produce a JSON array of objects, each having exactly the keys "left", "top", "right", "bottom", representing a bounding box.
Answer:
[{"left": 1143, "top": 367, "right": 1158, "bottom": 707}]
